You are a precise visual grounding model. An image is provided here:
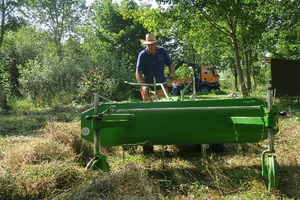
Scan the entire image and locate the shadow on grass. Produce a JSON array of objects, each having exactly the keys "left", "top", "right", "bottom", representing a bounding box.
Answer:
[
  {"left": 146, "top": 161, "right": 264, "bottom": 197},
  {"left": 124, "top": 143, "right": 299, "bottom": 198},
  {"left": 146, "top": 159, "right": 299, "bottom": 199},
  {"left": 278, "top": 164, "right": 300, "bottom": 199}
]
